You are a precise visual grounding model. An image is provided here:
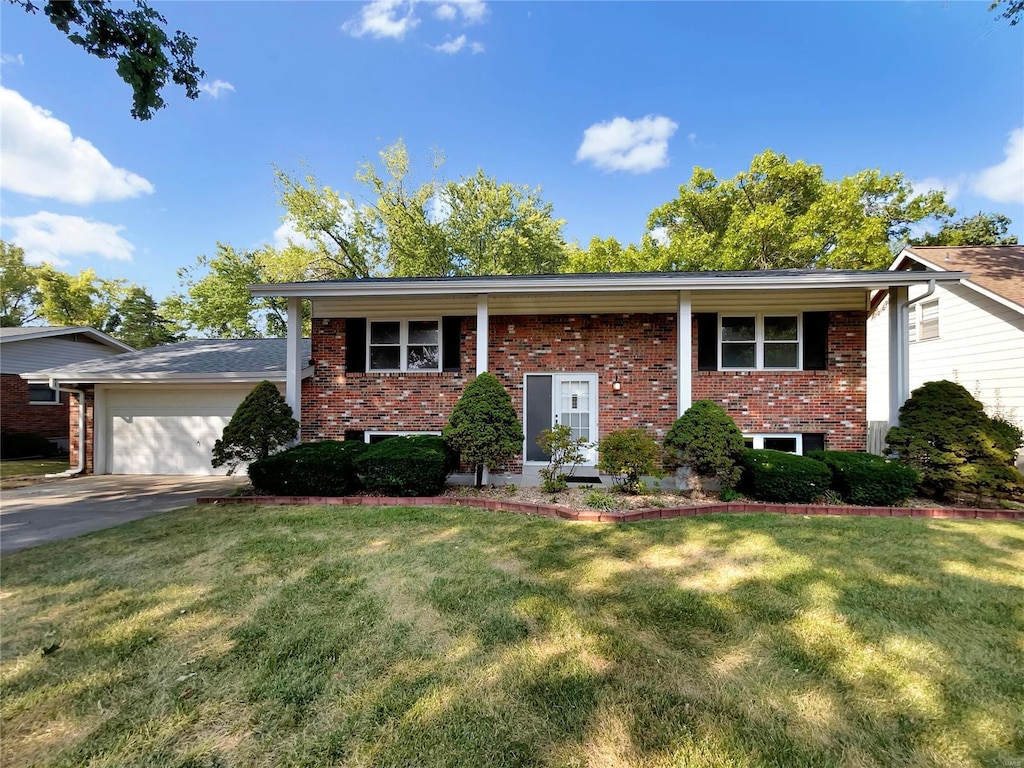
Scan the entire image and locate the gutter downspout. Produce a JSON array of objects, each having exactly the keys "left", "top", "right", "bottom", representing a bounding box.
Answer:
[
  {"left": 906, "top": 278, "right": 937, "bottom": 310},
  {"left": 45, "top": 378, "right": 87, "bottom": 477}
]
